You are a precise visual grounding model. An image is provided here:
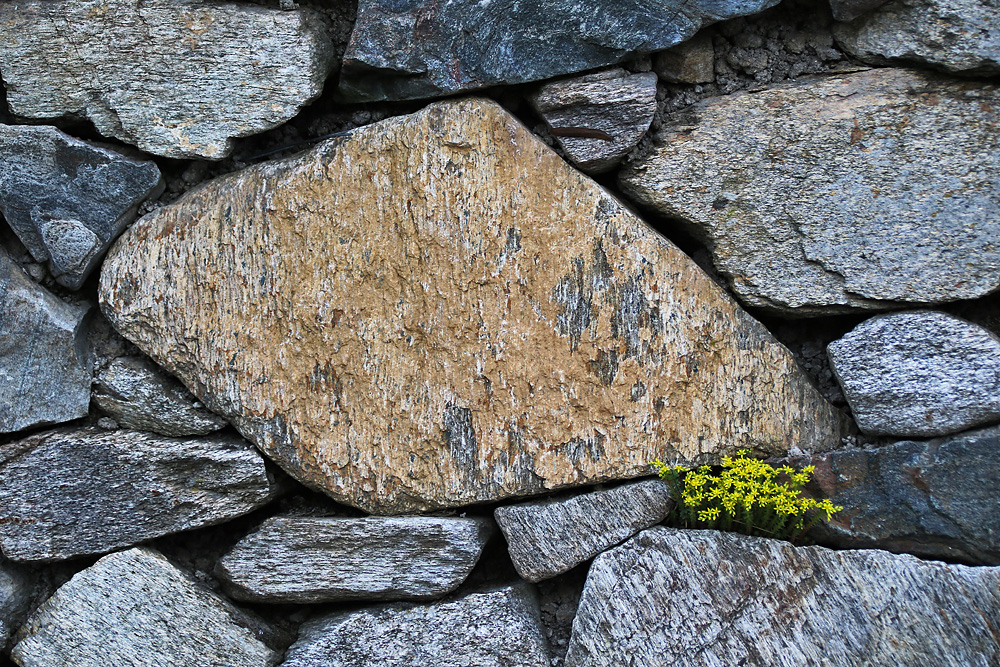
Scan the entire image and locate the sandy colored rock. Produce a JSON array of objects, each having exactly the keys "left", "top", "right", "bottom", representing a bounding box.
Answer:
[
  {"left": 653, "top": 31, "right": 716, "bottom": 83},
  {"left": 100, "top": 97, "right": 846, "bottom": 514}
]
